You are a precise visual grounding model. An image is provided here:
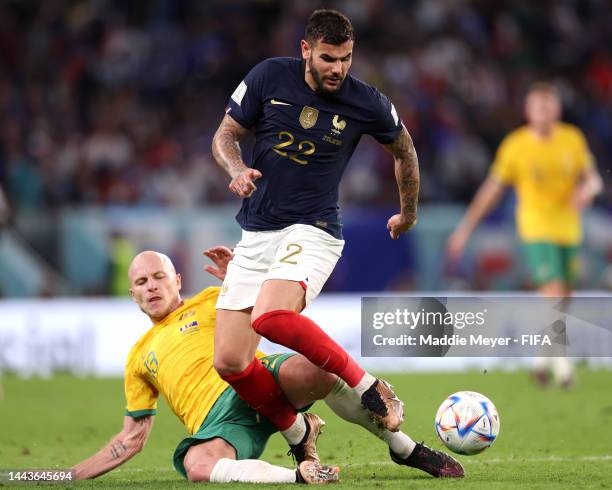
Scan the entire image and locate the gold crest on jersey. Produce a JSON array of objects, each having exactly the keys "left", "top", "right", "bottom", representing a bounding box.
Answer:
[{"left": 299, "top": 106, "right": 319, "bottom": 129}]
